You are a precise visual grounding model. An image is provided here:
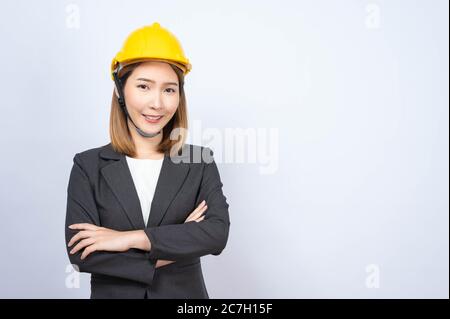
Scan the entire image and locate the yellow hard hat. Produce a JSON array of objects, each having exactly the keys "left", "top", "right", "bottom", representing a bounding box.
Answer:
[{"left": 111, "top": 22, "right": 192, "bottom": 80}]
